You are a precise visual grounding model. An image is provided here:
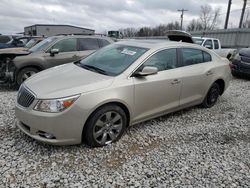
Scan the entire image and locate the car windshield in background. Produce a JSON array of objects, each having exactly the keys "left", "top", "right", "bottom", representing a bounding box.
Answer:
[
  {"left": 25, "top": 39, "right": 38, "bottom": 49},
  {"left": 79, "top": 44, "right": 148, "bottom": 76},
  {"left": 29, "top": 37, "right": 58, "bottom": 52},
  {"left": 0, "top": 35, "right": 11, "bottom": 43},
  {"left": 193, "top": 38, "right": 204, "bottom": 45}
]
